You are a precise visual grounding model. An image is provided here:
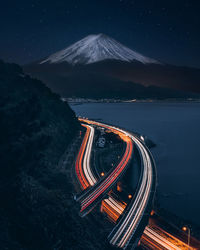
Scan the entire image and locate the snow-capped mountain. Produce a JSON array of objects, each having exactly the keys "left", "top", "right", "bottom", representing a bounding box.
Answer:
[
  {"left": 40, "top": 33, "right": 159, "bottom": 65},
  {"left": 24, "top": 34, "right": 200, "bottom": 96}
]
